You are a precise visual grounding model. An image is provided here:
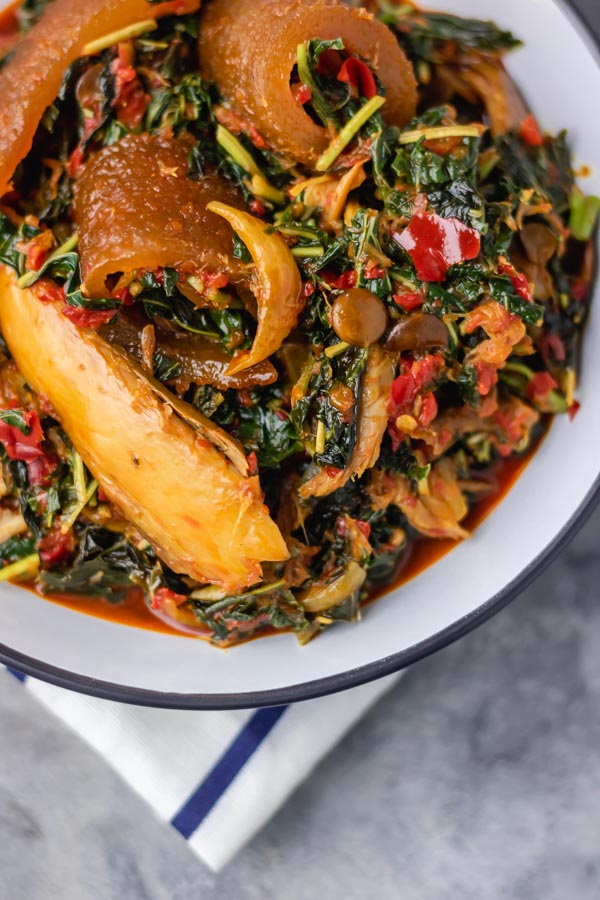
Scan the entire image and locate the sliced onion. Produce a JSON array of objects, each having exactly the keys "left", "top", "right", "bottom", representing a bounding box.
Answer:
[
  {"left": 298, "top": 560, "right": 366, "bottom": 613},
  {"left": 207, "top": 202, "right": 304, "bottom": 373}
]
